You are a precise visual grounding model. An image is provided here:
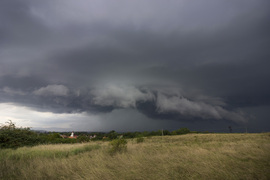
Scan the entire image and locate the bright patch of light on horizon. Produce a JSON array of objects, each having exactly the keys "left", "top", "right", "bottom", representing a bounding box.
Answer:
[{"left": 0, "top": 103, "right": 101, "bottom": 131}]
